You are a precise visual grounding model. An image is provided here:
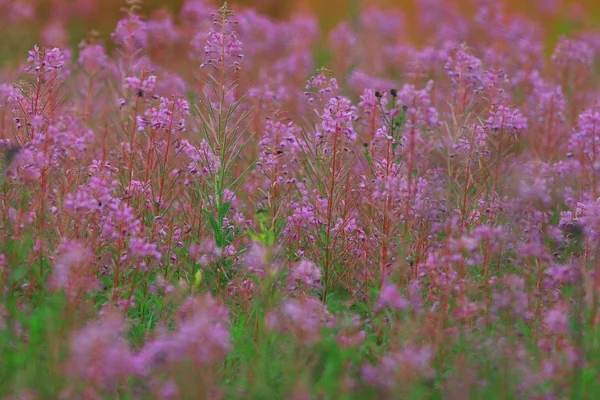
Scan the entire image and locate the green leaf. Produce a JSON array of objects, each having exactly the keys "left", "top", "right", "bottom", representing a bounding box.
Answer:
[
  {"left": 219, "top": 201, "right": 232, "bottom": 221},
  {"left": 11, "top": 265, "right": 28, "bottom": 283},
  {"left": 248, "top": 231, "right": 261, "bottom": 242},
  {"left": 194, "top": 270, "right": 203, "bottom": 289},
  {"left": 363, "top": 148, "right": 373, "bottom": 166},
  {"left": 204, "top": 209, "right": 224, "bottom": 246}
]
